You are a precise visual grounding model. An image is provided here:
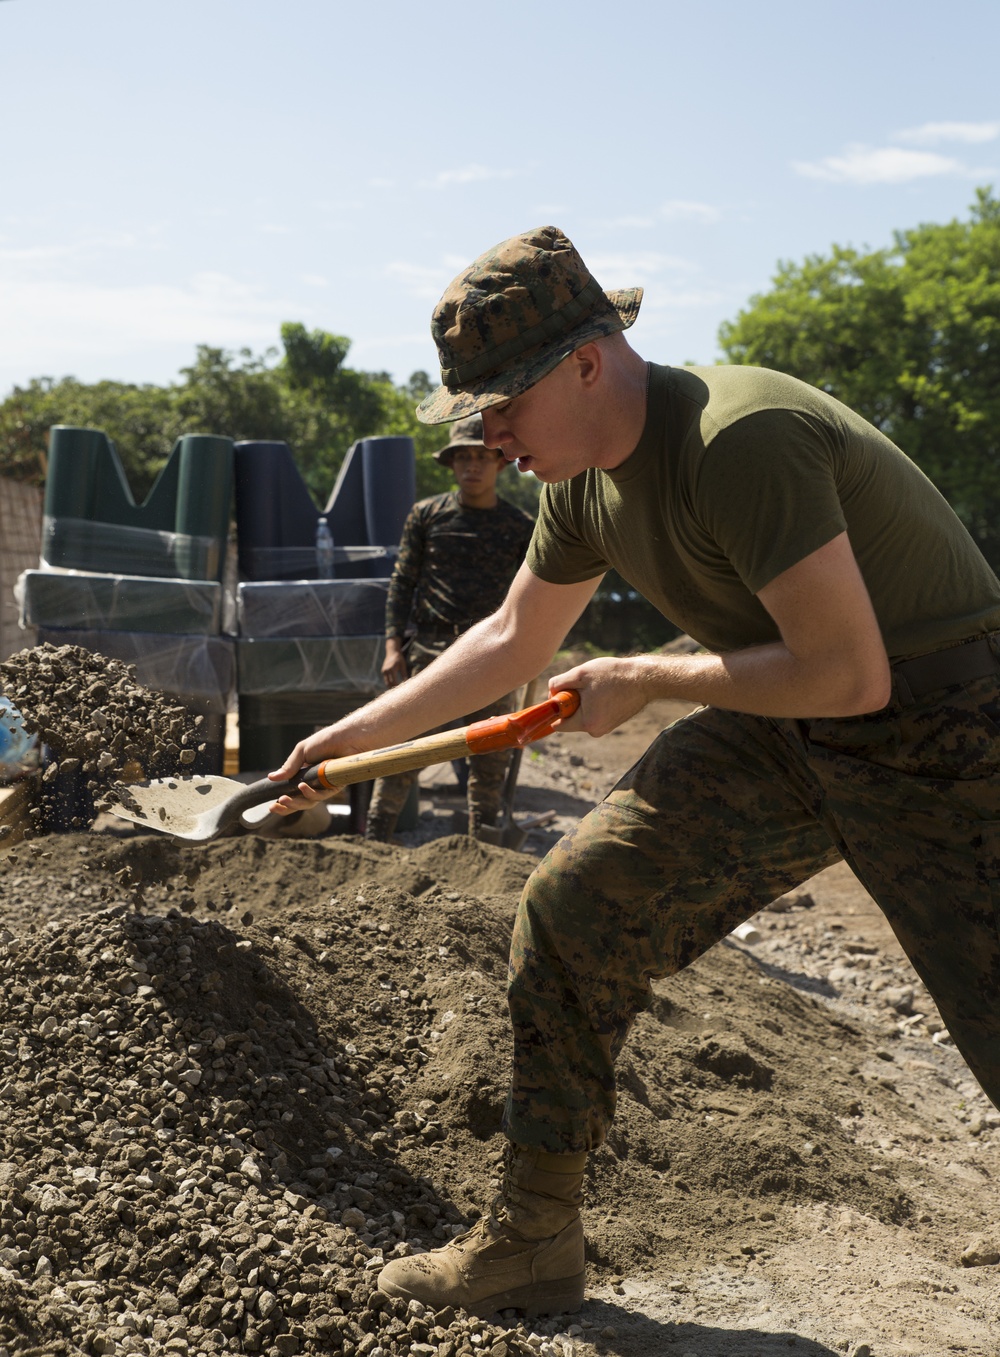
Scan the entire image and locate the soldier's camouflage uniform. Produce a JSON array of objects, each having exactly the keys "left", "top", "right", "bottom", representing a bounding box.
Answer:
[
  {"left": 505, "top": 658, "right": 1000, "bottom": 1152},
  {"left": 368, "top": 490, "right": 534, "bottom": 835}
]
